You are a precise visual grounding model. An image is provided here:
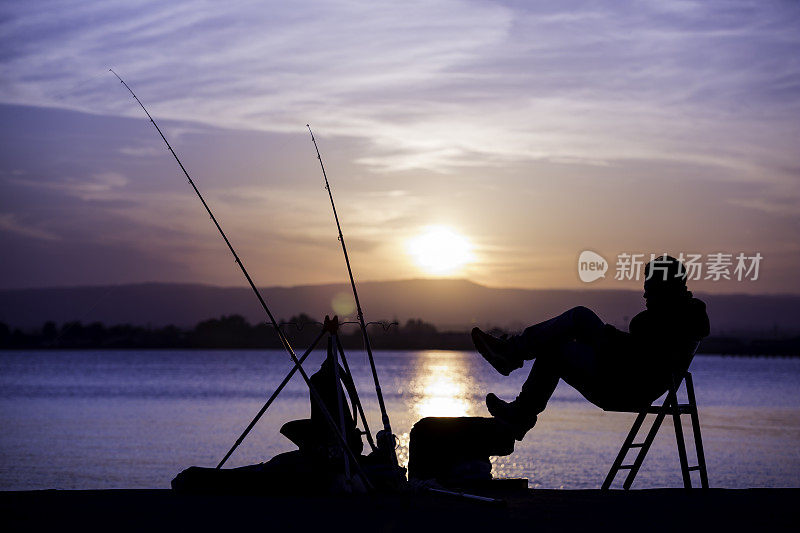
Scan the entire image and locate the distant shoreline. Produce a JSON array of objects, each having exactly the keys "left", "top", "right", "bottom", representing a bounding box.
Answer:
[
  {"left": 3, "top": 280, "right": 799, "bottom": 340},
  {"left": 1, "top": 314, "right": 798, "bottom": 356}
]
